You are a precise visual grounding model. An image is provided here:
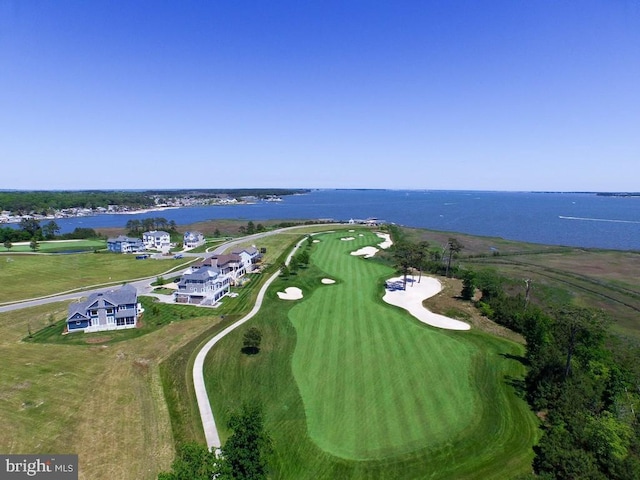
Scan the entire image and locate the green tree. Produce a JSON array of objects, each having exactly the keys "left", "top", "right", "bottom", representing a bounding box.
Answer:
[
  {"left": 242, "top": 327, "right": 262, "bottom": 355},
  {"left": 414, "top": 240, "right": 430, "bottom": 282},
  {"left": 126, "top": 219, "right": 141, "bottom": 235},
  {"left": 157, "top": 442, "right": 220, "bottom": 480},
  {"left": 42, "top": 220, "right": 60, "bottom": 240},
  {"left": 20, "top": 217, "right": 41, "bottom": 237},
  {"left": 221, "top": 404, "right": 271, "bottom": 480},
  {"left": 280, "top": 263, "right": 290, "bottom": 278},
  {"left": 445, "top": 237, "right": 463, "bottom": 277},
  {"left": 461, "top": 270, "right": 476, "bottom": 300},
  {"left": 214, "top": 228, "right": 221, "bottom": 238},
  {"left": 29, "top": 238, "right": 39, "bottom": 252},
  {"left": 3, "top": 240, "right": 11, "bottom": 250},
  {"left": 246, "top": 221, "right": 256, "bottom": 235},
  {"left": 392, "top": 242, "right": 415, "bottom": 289},
  {"left": 554, "top": 306, "right": 608, "bottom": 381}
]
